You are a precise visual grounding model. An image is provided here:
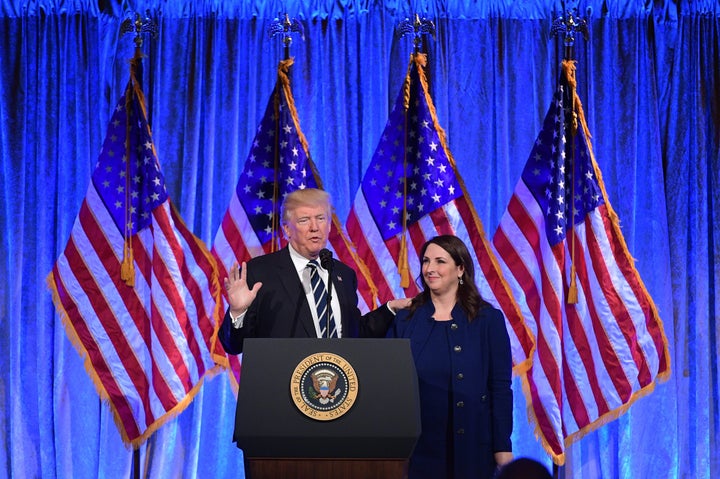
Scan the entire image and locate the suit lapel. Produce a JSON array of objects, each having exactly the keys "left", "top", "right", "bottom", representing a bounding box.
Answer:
[
  {"left": 330, "top": 265, "right": 346, "bottom": 305},
  {"left": 275, "top": 248, "right": 316, "bottom": 337}
]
